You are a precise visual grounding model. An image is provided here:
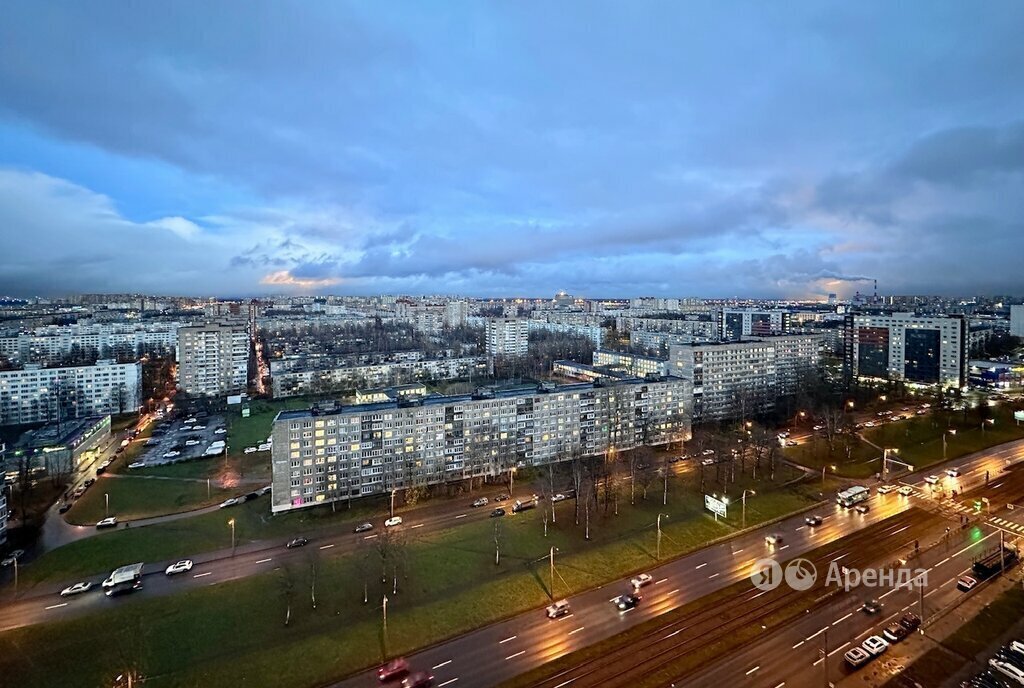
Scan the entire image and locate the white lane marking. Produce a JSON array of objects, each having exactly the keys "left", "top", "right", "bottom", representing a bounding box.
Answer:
[
  {"left": 940, "top": 578, "right": 954, "bottom": 588},
  {"left": 553, "top": 679, "right": 575, "bottom": 688},
  {"left": 505, "top": 650, "right": 526, "bottom": 660},
  {"left": 953, "top": 531, "right": 995, "bottom": 557},
  {"left": 750, "top": 590, "right": 769, "bottom": 600},
  {"left": 438, "top": 680, "right": 459, "bottom": 687},
  {"left": 925, "top": 589, "right": 937, "bottom": 598},
  {"left": 880, "top": 588, "right": 895, "bottom": 599},
  {"left": 255, "top": 558, "right": 272, "bottom": 564},
  {"left": 319, "top": 544, "right": 335, "bottom": 550},
  {"left": 455, "top": 514, "right": 467, "bottom": 519},
  {"left": 411, "top": 523, "right": 424, "bottom": 529},
  {"left": 831, "top": 552, "right": 849, "bottom": 563},
  {"left": 655, "top": 578, "right": 668, "bottom": 585},
  {"left": 829, "top": 642, "right": 851, "bottom": 657},
  {"left": 708, "top": 572, "right": 720, "bottom": 579},
  {"left": 193, "top": 572, "right": 212, "bottom": 578},
  {"left": 734, "top": 549, "right": 744, "bottom": 555},
  {"left": 499, "top": 635, "right": 517, "bottom": 644},
  {"left": 746, "top": 666, "right": 760, "bottom": 676},
  {"left": 792, "top": 640, "right": 804, "bottom": 649},
  {"left": 669, "top": 588, "right": 680, "bottom": 595},
  {"left": 807, "top": 626, "right": 828, "bottom": 640},
  {"left": 45, "top": 603, "right": 68, "bottom": 610},
  {"left": 432, "top": 660, "right": 452, "bottom": 670},
  {"left": 695, "top": 562, "right": 708, "bottom": 569},
  {"left": 665, "top": 629, "right": 682, "bottom": 639},
  {"left": 890, "top": 525, "right": 910, "bottom": 536},
  {"left": 832, "top": 612, "right": 853, "bottom": 625},
  {"left": 779, "top": 544, "right": 790, "bottom": 551},
  {"left": 569, "top": 626, "right": 585, "bottom": 635},
  {"left": 364, "top": 534, "right": 378, "bottom": 540},
  {"left": 937, "top": 557, "right": 950, "bottom": 566},
  {"left": 773, "top": 683, "right": 786, "bottom": 688},
  {"left": 794, "top": 525, "right": 806, "bottom": 531}
]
